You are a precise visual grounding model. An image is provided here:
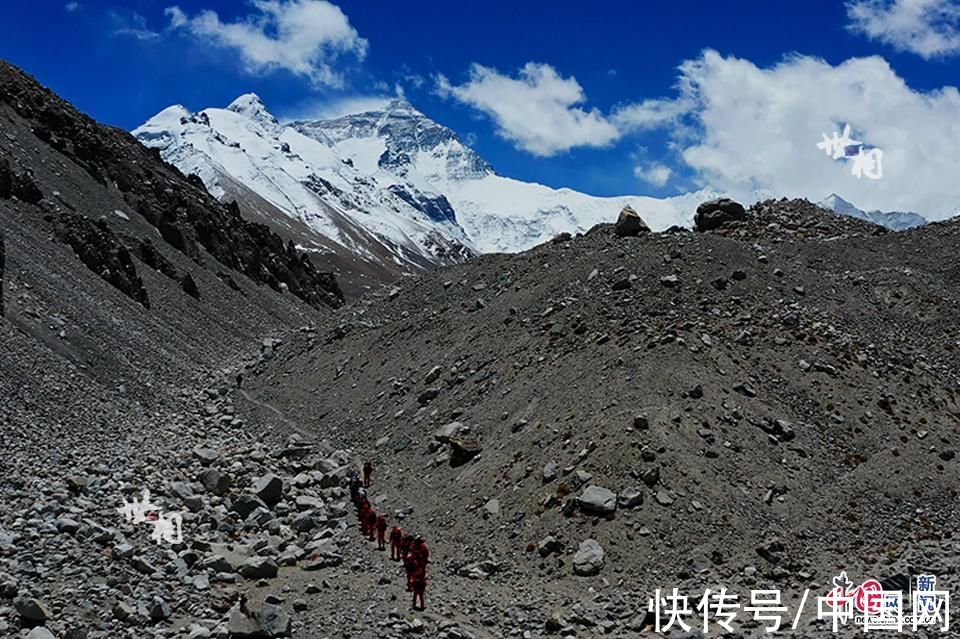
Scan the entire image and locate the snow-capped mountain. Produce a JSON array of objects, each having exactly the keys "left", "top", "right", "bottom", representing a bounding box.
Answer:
[
  {"left": 134, "top": 95, "right": 474, "bottom": 293},
  {"left": 134, "top": 96, "right": 714, "bottom": 288},
  {"left": 818, "top": 193, "right": 927, "bottom": 231},
  {"left": 292, "top": 98, "right": 715, "bottom": 253}
]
